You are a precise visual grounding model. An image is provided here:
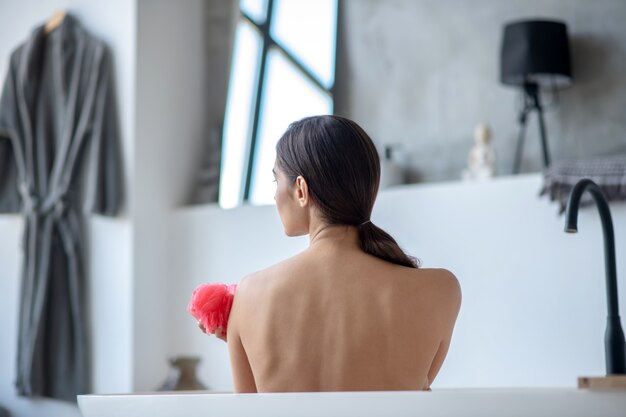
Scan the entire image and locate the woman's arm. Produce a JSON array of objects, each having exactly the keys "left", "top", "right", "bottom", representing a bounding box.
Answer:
[
  {"left": 227, "top": 331, "right": 257, "bottom": 392},
  {"left": 227, "top": 286, "right": 258, "bottom": 393},
  {"left": 427, "top": 271, "right": 462, "bottom": 387},
  {"left": 426, "top": 339, "right": 451, "bottom": 386}
]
